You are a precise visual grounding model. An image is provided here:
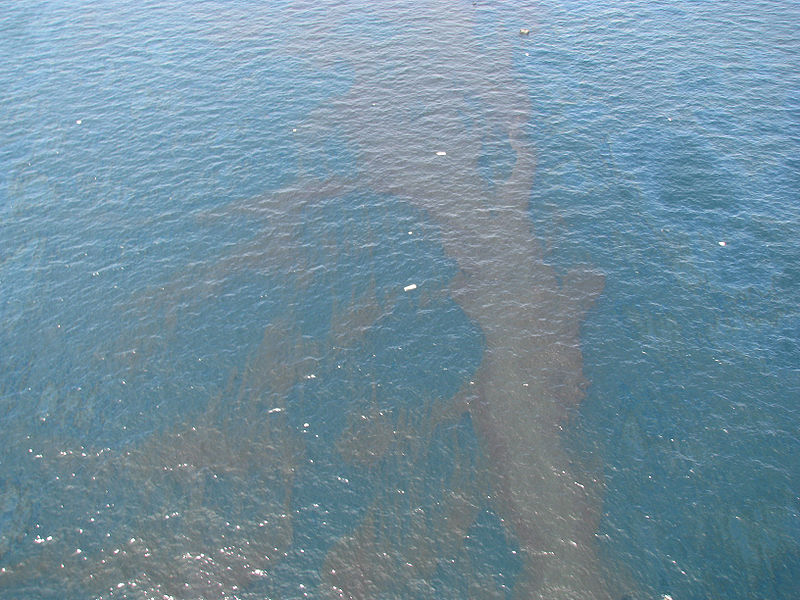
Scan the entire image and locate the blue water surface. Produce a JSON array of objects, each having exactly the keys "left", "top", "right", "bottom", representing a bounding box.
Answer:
[
  {"left": 2, "top": 1, "right": 799, "bottom": 599},
  {"left": 520, "top": 1, "right": 800, "bottom": 597}
]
